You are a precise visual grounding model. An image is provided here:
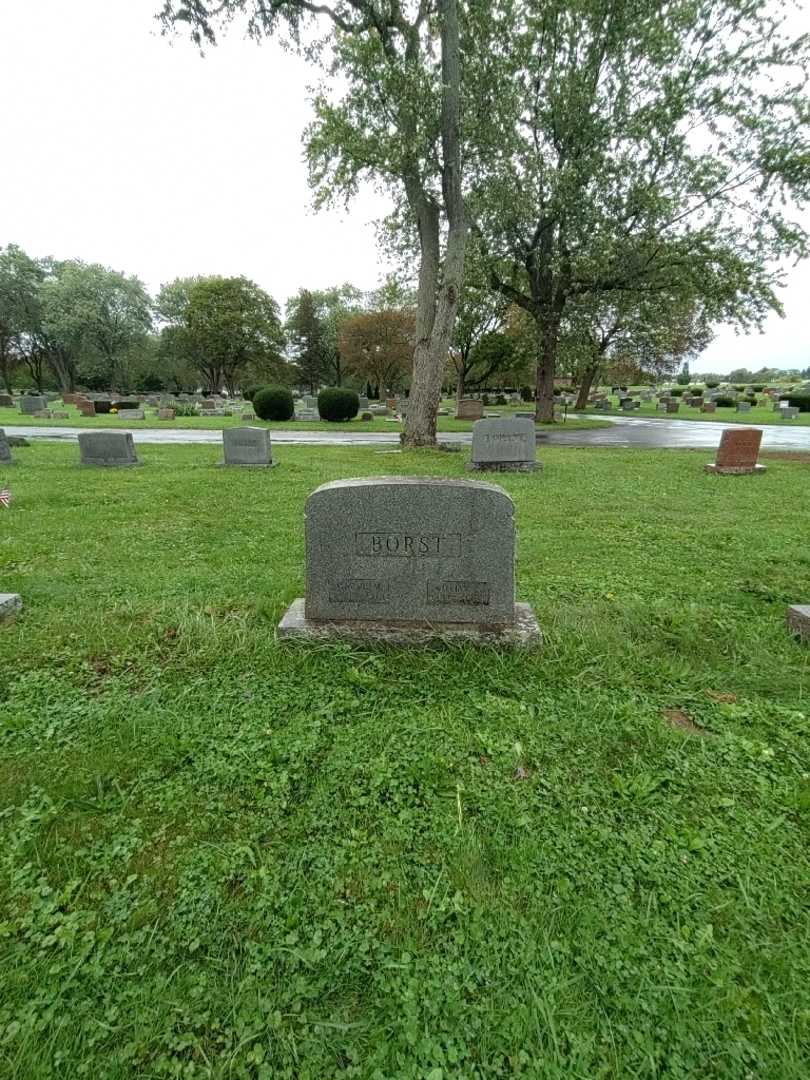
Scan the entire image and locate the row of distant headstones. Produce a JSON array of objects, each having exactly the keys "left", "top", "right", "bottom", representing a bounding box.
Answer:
[{"left": 0, "top": 419, "right": 770, "bottom": 474}]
